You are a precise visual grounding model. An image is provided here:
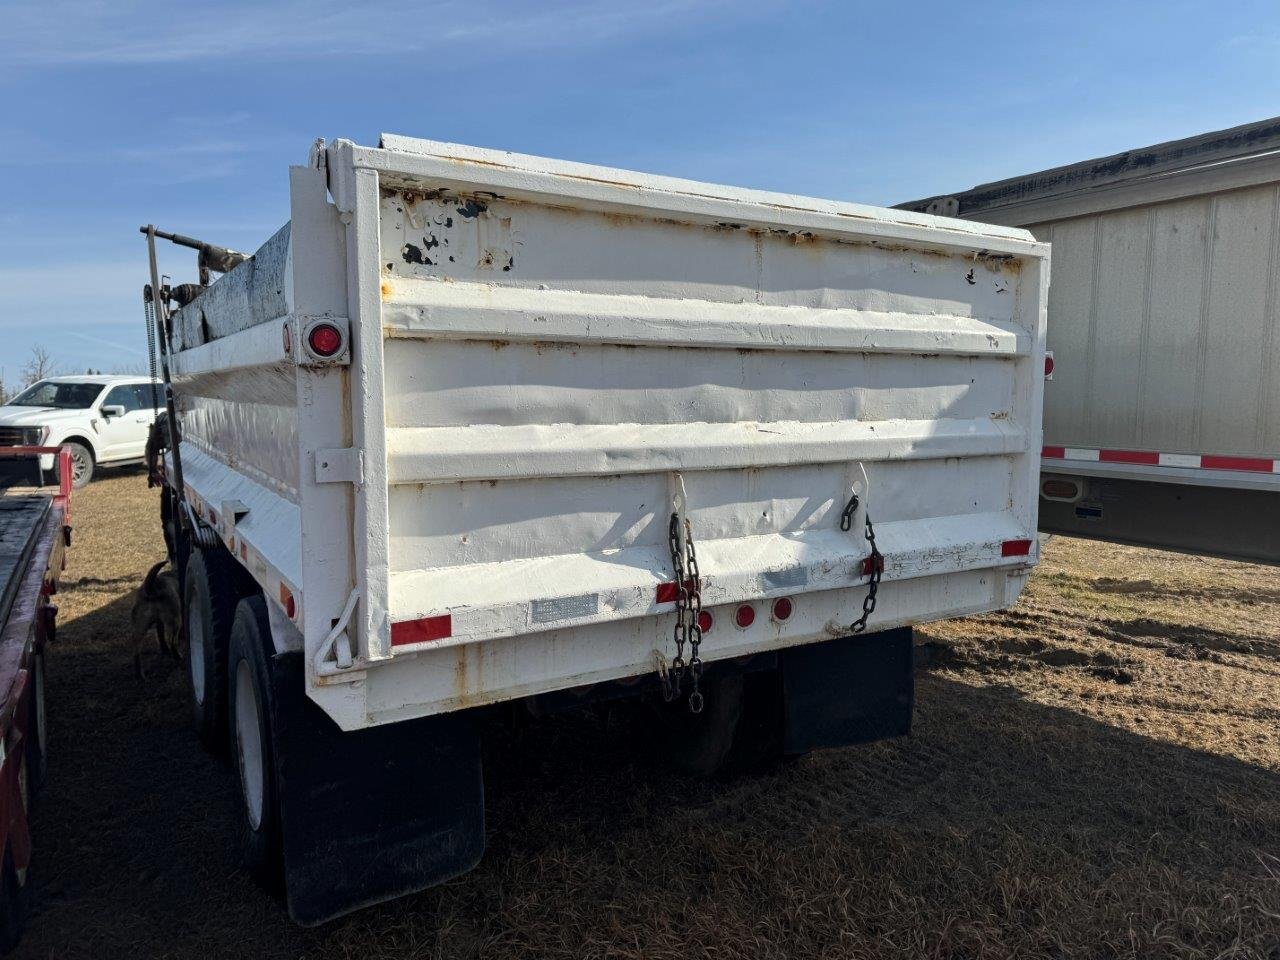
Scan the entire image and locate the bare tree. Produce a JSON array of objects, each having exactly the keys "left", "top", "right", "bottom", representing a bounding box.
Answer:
[{"left": 21, "top": 345, "right": 56, "bottom": 387}]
